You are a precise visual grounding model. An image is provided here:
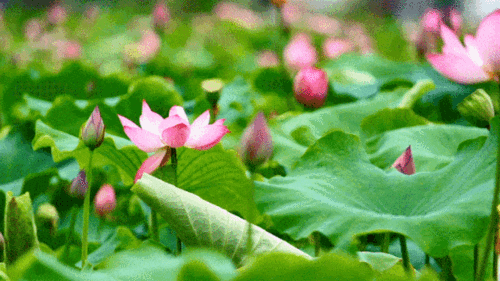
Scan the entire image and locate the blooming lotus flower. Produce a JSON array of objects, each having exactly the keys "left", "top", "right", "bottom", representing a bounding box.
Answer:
[
  {"left": 426, "top": 10, "right": 500, "bottom": 84},
  {"left": 119, "top": 101, "right": 230, "bottom": 182},
  {"left": 80, "top": 106, "right": 105, "bottom": 150},
  {"left": 239, "top": 112, "right": 273, "bottom": 169},
  {"left": 284, "top": 33, "right": 317, "bottom": 72},
  {"left": 293, "top": 66, "right": 328, "bottom": 108},
  {"left": 392, "top": 146, "right": 415, "bottom": 175},
  {"left": 94, "top": 184, "right": 116, "bottom": 217}
]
